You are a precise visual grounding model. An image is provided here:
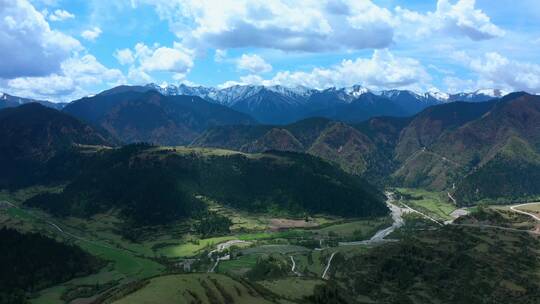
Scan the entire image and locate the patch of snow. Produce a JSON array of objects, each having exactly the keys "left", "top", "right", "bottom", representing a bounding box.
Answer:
[
  {"left": 345, "top": 85, "right": 370, "bottom": 97},
  {"left": 475, "top": 88, "right": 508, "bottom": 97}
]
